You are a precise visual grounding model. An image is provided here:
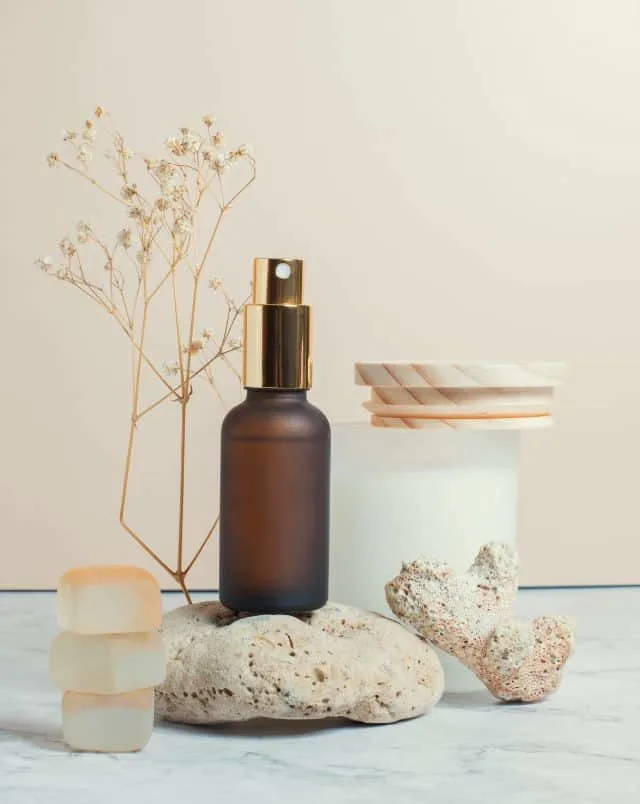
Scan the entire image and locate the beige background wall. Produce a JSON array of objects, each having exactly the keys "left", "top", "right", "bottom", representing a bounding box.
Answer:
[{"left": 1, "top": 0, "right": 639, "bottom": 589}]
